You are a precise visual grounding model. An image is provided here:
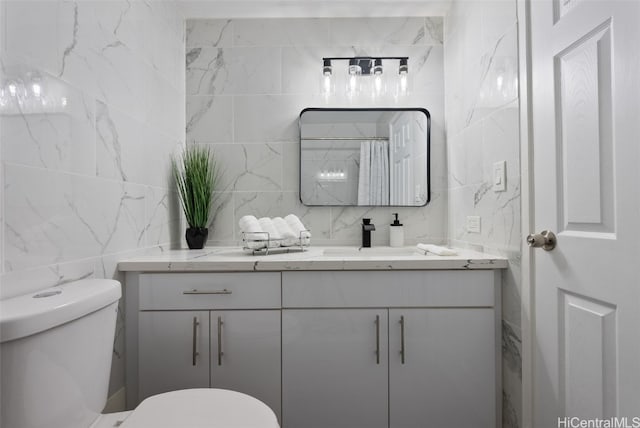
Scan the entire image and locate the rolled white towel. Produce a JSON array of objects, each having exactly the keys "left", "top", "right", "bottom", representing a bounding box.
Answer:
[
  {"left": 285, "top": 214, "right": 311, "bottom": 246},
  {"left": 245, "top": 239, "right": 267, "bottom": 250},
  {"left": 238, "top": 215, "right": 262, "bottom": 233},
  {"left": 239, "top": 215, "right": 267, "bottom": 249},
  {"left": 285, "top": 214, "right": 311, "bottom": 240},
  {"left": 416, "top": 243, "right": 458, "bottom": 256},
  {"left": 258, "top": 217, "right": 281, "bottom": 247},
  {"left": 272, "top": 217, "right": 298, "bottom": 246}
]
